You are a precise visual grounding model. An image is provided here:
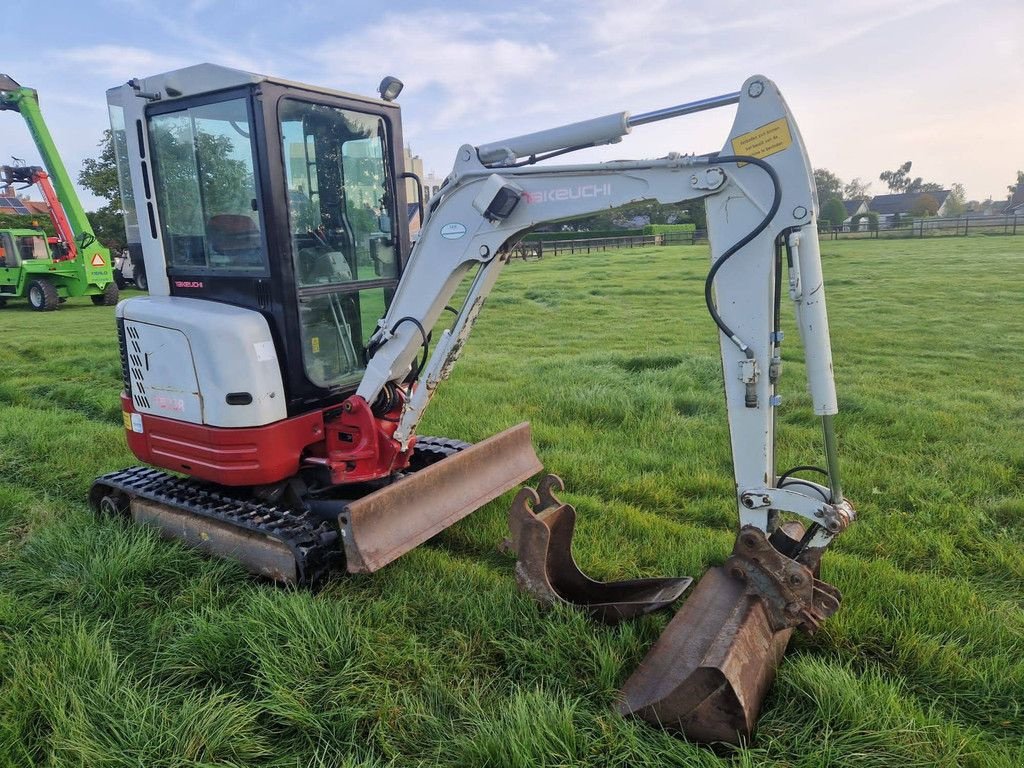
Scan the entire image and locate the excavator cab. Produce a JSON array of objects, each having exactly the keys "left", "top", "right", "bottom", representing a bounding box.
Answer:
[{"left": 109, "top": 69, "right": 409, "bottom": 409}]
